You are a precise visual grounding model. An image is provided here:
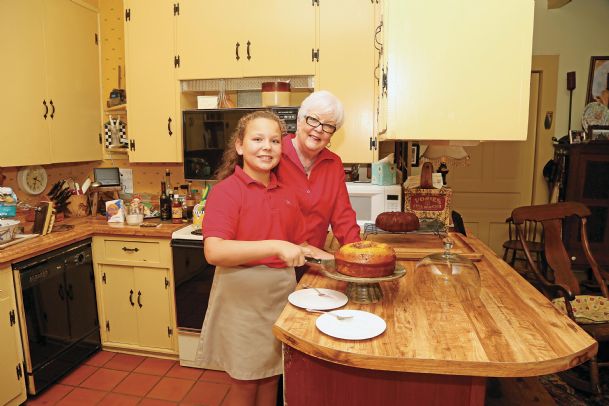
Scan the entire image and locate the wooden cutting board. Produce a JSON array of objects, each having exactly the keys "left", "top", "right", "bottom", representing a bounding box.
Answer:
[{"left": 365, "top": 232, "right": 482, "bottom": 261}]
